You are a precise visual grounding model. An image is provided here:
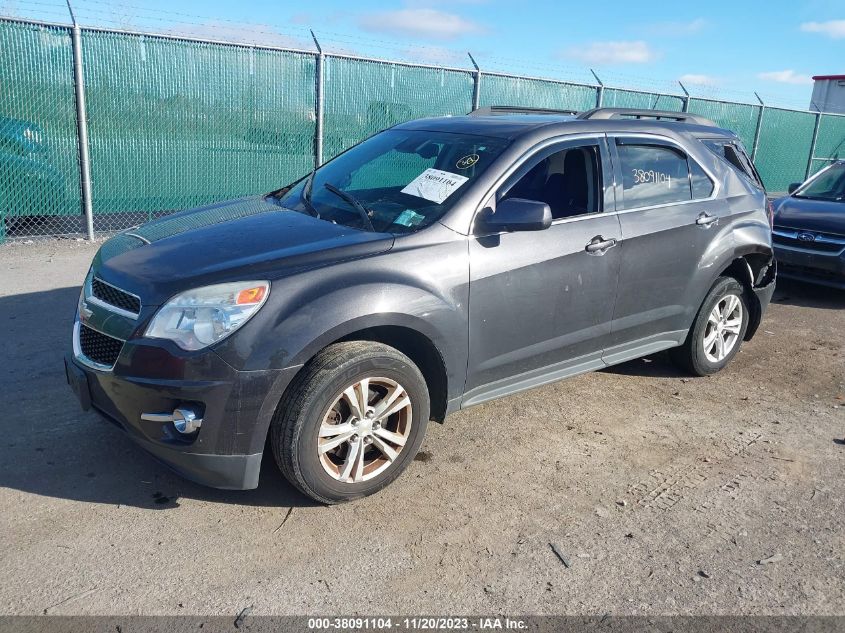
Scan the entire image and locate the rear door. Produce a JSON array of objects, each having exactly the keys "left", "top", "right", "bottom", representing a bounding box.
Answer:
[{"left": 604, "top": 135, "right": 727, "bottom": 364}]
